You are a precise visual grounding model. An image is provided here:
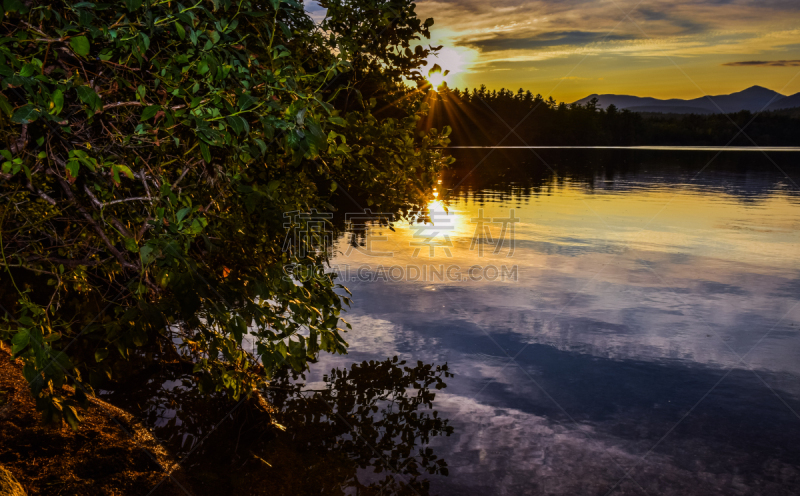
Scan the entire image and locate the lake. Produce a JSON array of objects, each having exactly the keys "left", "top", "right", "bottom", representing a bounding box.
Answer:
[
  {"left": 105, "top": 148, "right": 800, "bottom": 495},
  {"left": 309, "top": 148, "right": 800, "bottom": 495}
]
